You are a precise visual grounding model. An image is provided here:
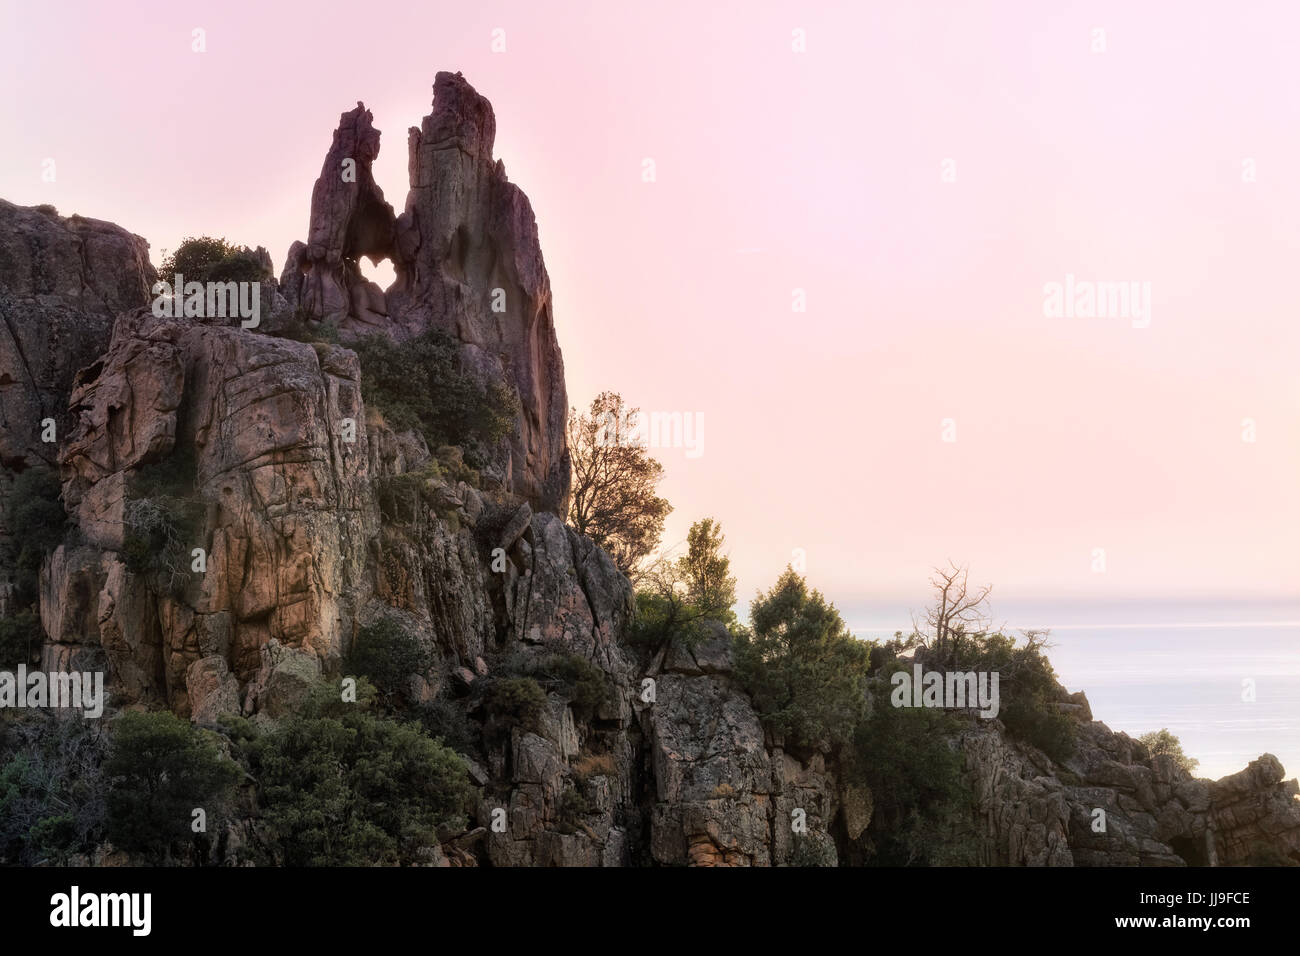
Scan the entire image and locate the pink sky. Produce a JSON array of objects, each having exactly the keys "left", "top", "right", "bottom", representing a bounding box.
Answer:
[{"left": 3, "top": 0, "right": 1298, "bottom": 614}]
